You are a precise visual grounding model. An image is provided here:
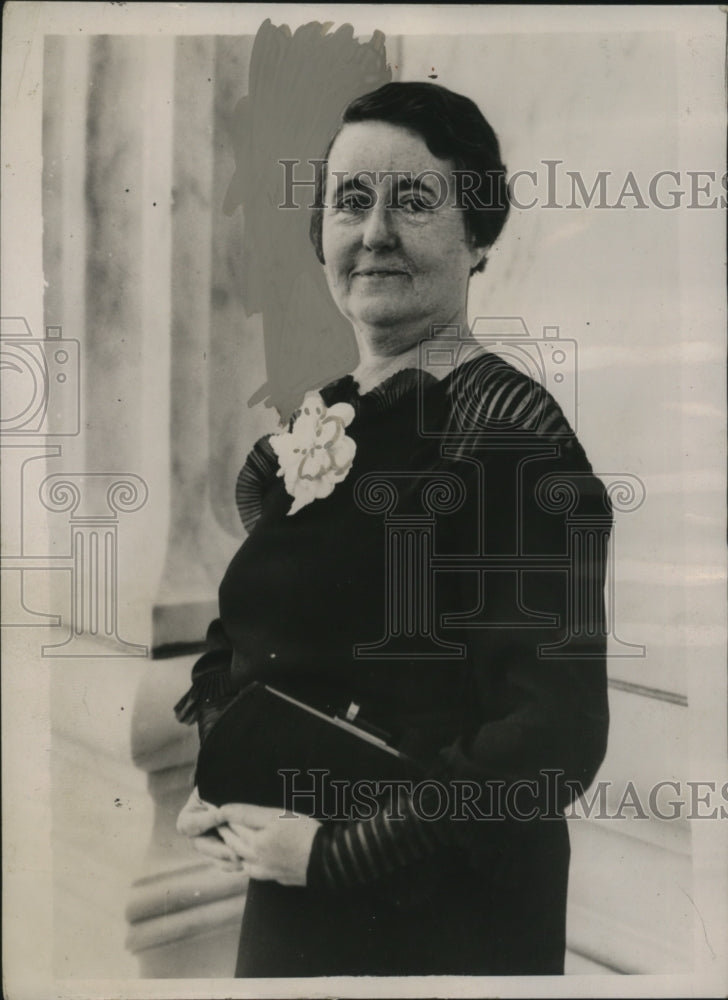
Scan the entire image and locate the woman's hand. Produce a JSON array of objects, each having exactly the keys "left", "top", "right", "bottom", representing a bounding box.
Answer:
[
  {"left": 176, "top": 788, "right": 244, "bottom": 873},
  {"left": 218, "top": 803, "right": 321, "bottom": 886}
]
